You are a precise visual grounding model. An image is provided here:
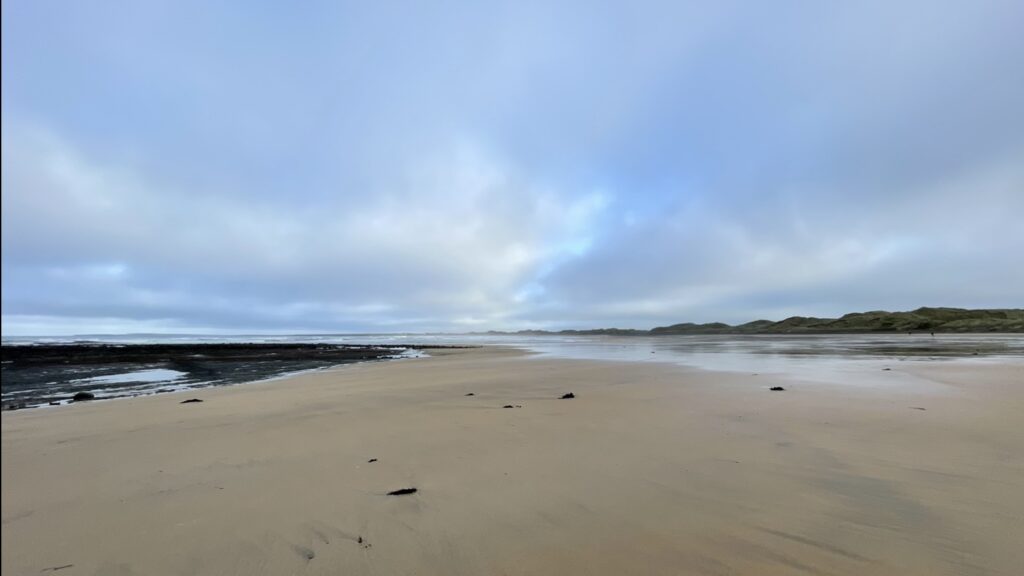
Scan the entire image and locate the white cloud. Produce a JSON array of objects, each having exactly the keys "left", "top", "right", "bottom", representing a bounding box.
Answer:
[
  {"left": 3, "top": 0, "right": 1022, "bottom": 333},
  {"left": 2, "top": 125, "right": 611, "bottom": 332}
]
